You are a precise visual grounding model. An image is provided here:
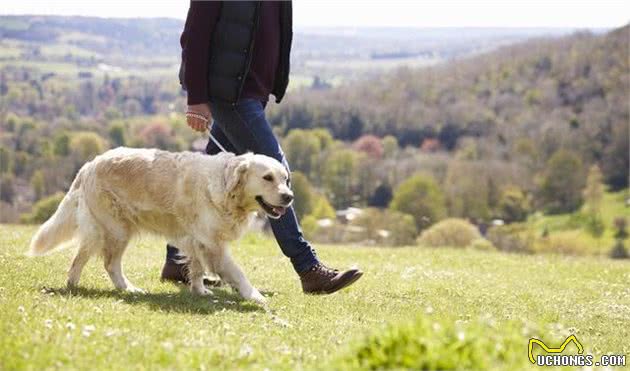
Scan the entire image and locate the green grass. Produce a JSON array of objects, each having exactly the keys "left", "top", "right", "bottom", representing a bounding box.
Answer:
[
  {"left": 527, "top": 190, "right": 628, "bottom": 255},
  {"left": 1, "top": 225, "right": 628, "bottom": 370}
]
